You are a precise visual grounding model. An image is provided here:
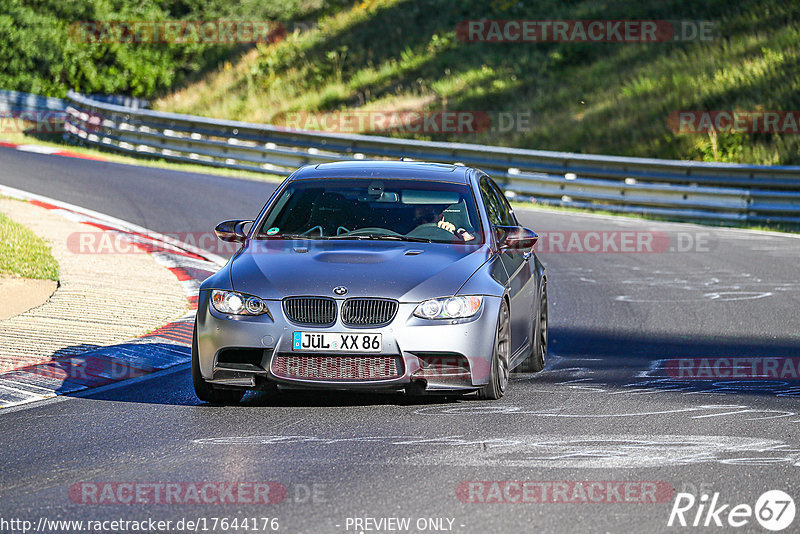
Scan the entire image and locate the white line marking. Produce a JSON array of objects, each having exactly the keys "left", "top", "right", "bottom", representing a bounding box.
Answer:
[
  {"left": 0, "top": 384, "right": 55, "bottom": 406},
  {"left": 0, "top": 363, "right": 189, "bottom": 414},
  {"left": 16, "top": 144, "right": 60, "bottom": 155},
  {"left": 0, "top": 378, "right": 59, "bottom": 393}
]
